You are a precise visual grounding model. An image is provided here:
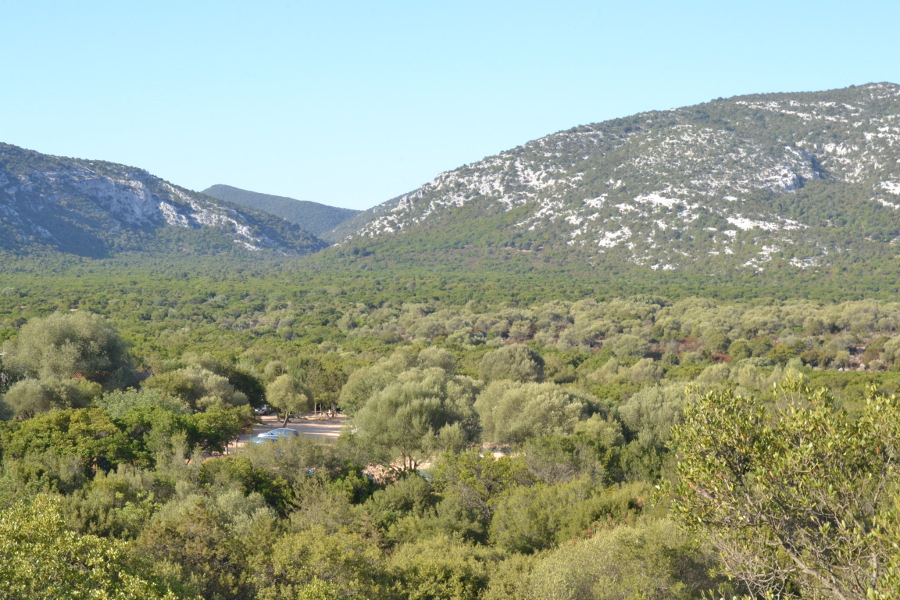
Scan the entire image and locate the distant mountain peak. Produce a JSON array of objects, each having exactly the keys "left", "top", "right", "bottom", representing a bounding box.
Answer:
[
  {"left": 202, "top": 184, "right": 359, "bottom": 239},
  {"left": 0, "top": 143, "right": 327, "bottom": 258}
]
